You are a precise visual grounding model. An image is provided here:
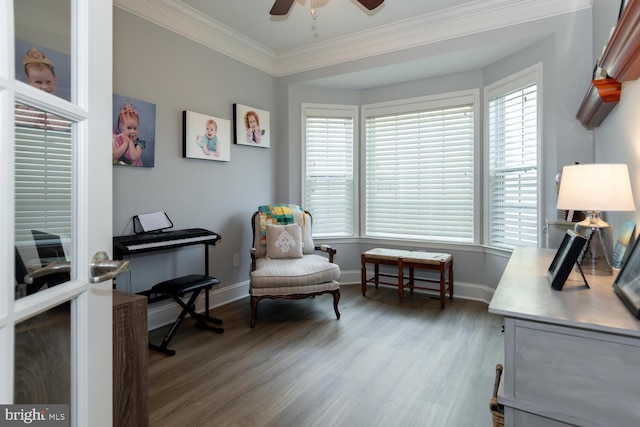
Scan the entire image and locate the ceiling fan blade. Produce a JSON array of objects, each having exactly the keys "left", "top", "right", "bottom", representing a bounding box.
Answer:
[
  {"left": 270, "top": 0, "right": 296, "bottom": 15},
  {"left": 357, "top": 0, "right": 384, "bottom": 10}
]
